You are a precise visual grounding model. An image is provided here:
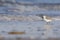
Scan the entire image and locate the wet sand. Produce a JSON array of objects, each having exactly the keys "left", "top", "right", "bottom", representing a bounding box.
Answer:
[{"left": 0, "top": 37, "right": 60, "bottom": 40}]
